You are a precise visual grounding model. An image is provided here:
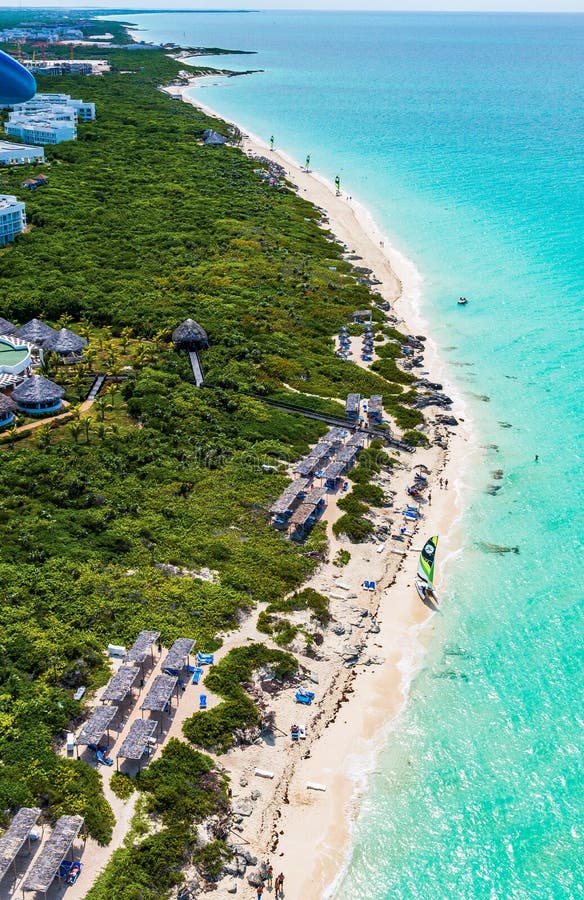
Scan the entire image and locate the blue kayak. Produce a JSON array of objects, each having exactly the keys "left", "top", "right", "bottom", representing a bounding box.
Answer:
[{"left": 0, "top": 50, "right": 36, "bottom": 105}]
